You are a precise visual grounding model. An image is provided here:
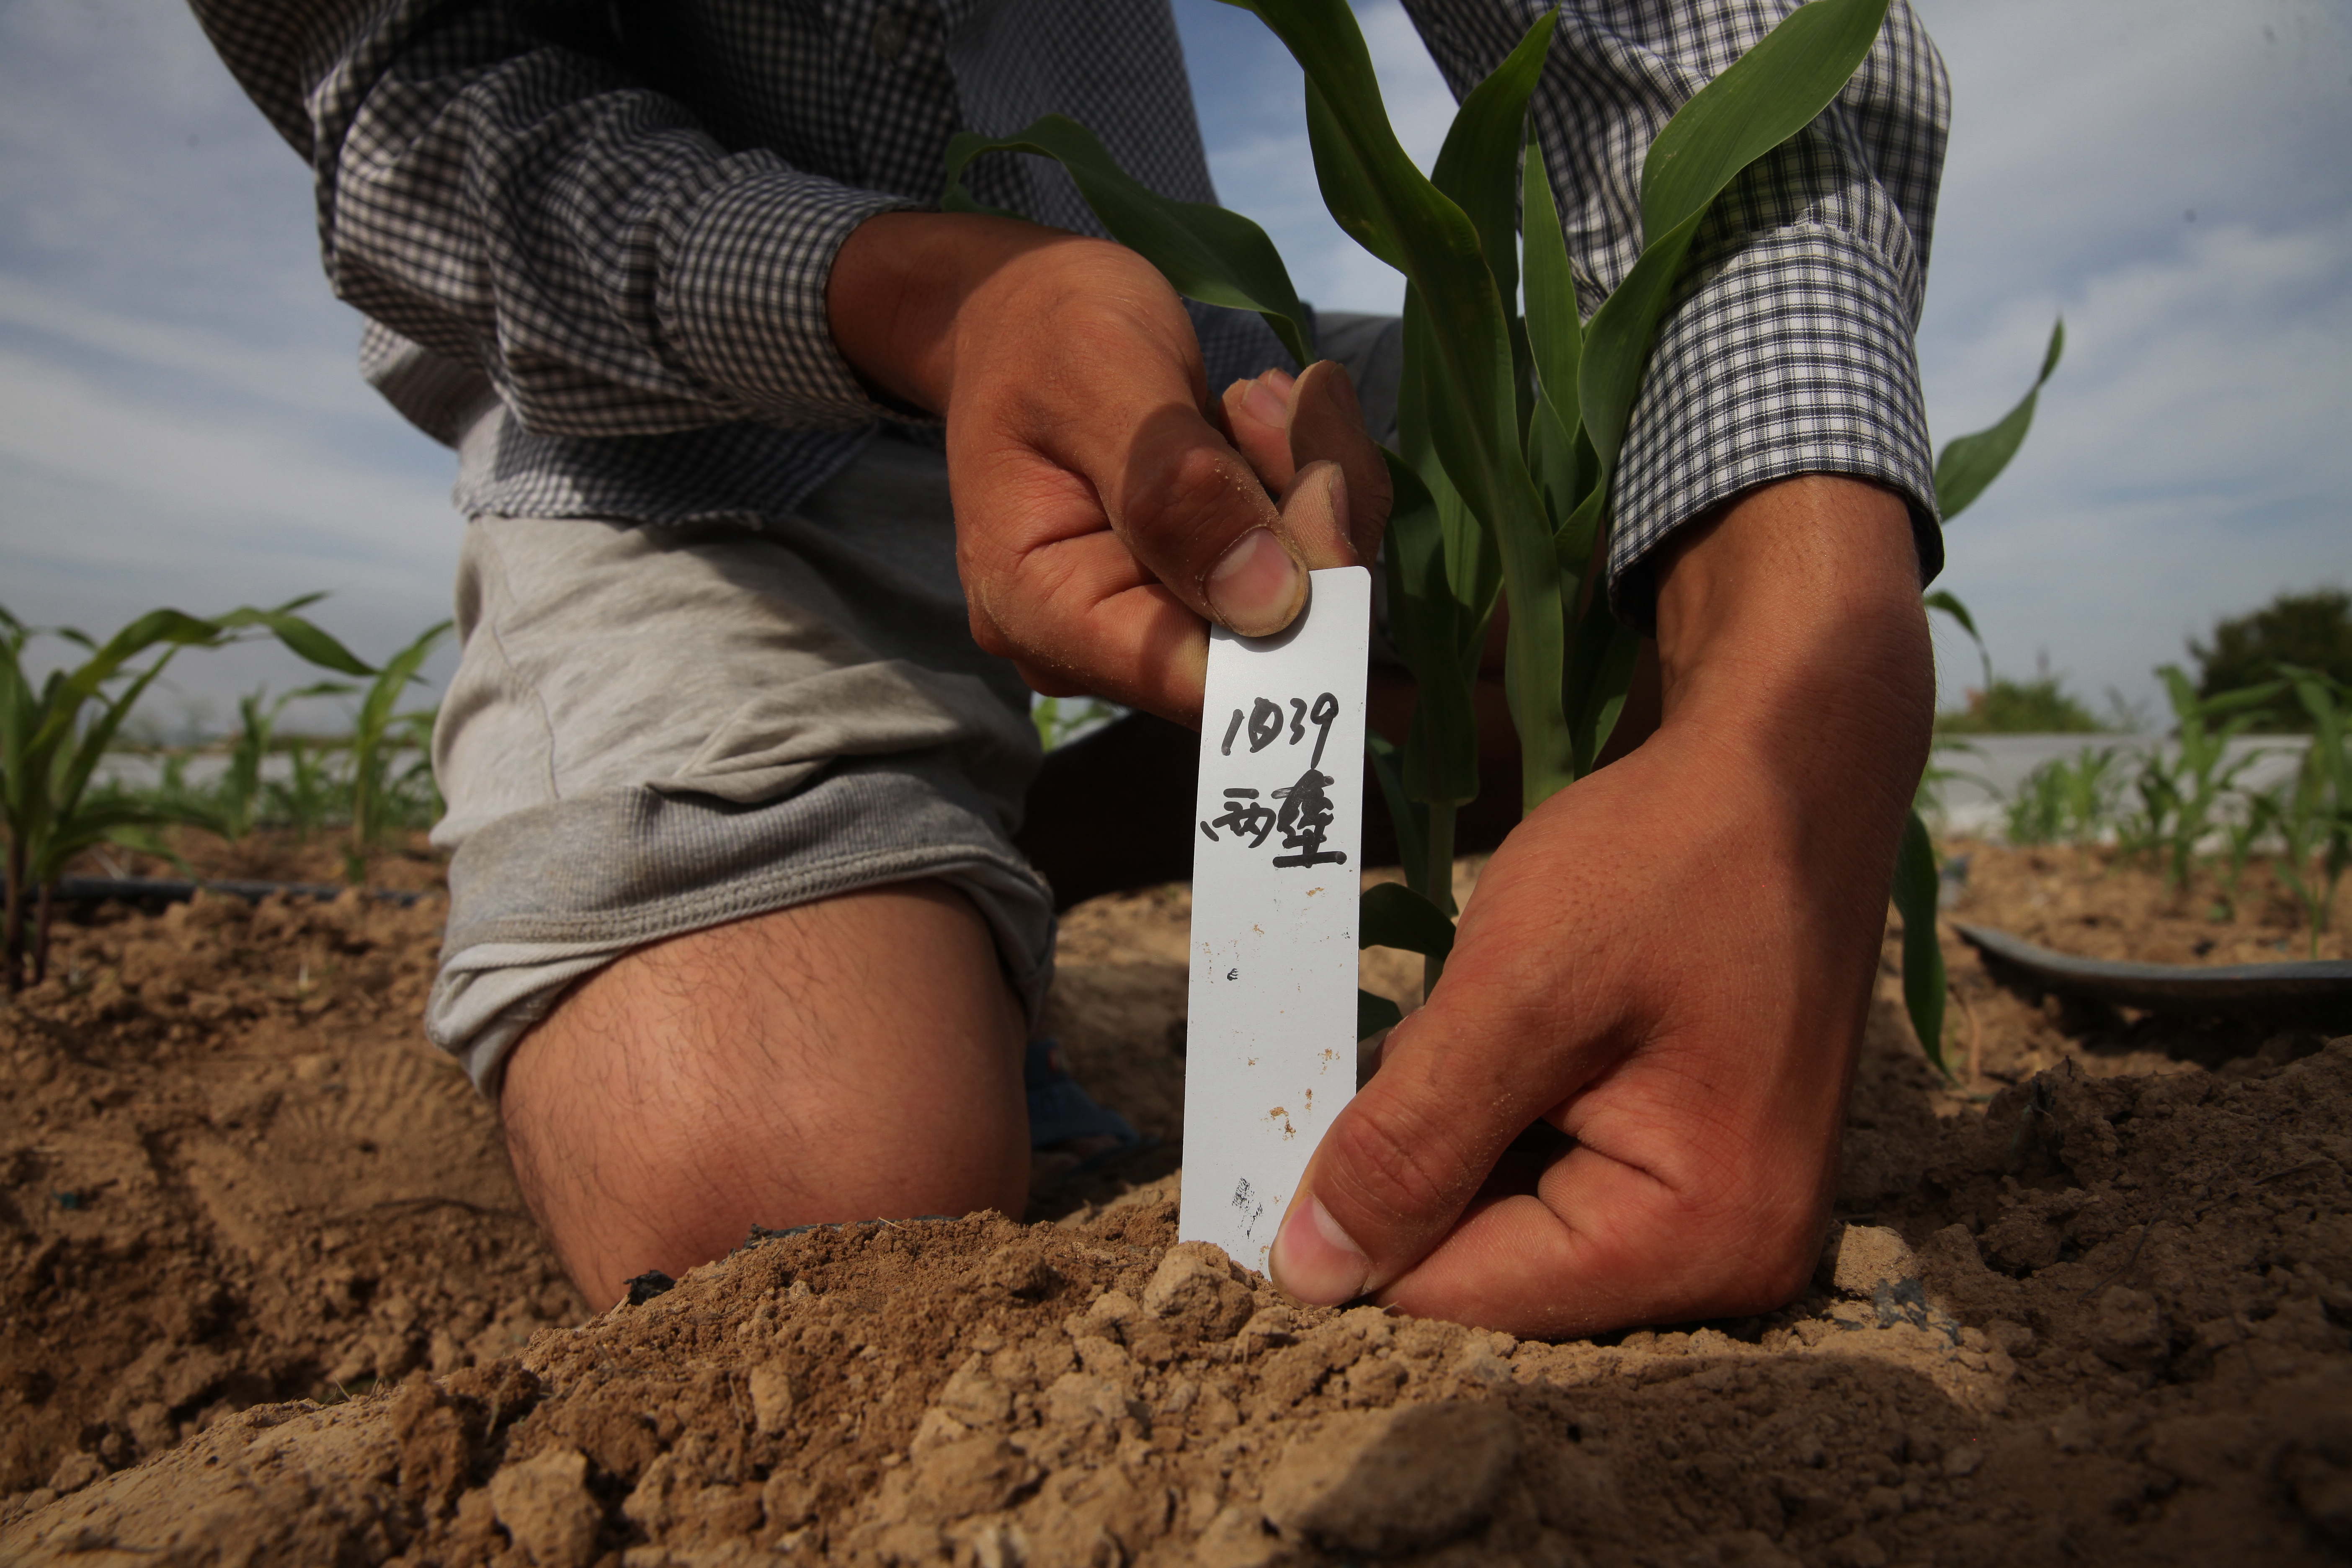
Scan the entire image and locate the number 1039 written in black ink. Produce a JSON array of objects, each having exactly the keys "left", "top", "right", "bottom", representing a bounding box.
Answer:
[{"left": 1199, "top": 692, "right": 1346, "bottom": 869}]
